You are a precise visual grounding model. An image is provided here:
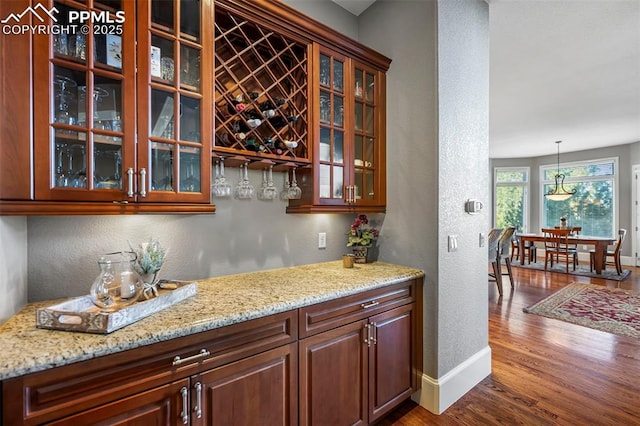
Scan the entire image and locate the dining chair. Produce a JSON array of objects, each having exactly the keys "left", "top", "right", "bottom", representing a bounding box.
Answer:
[
  {"left": 488, "top": 228, "right": 503, "bottom": 294},
  {"left": 590, "top": 229, "right": 627, "bottom": 274},
  {"left": 542, "top": 228, "right": 577, "bottom": 273},
  {"left": 490, "top": 227, "right": 516, "bottom": 296},
  {"left": 511, "top": 233, "right": 537, "bottom": 264}
]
